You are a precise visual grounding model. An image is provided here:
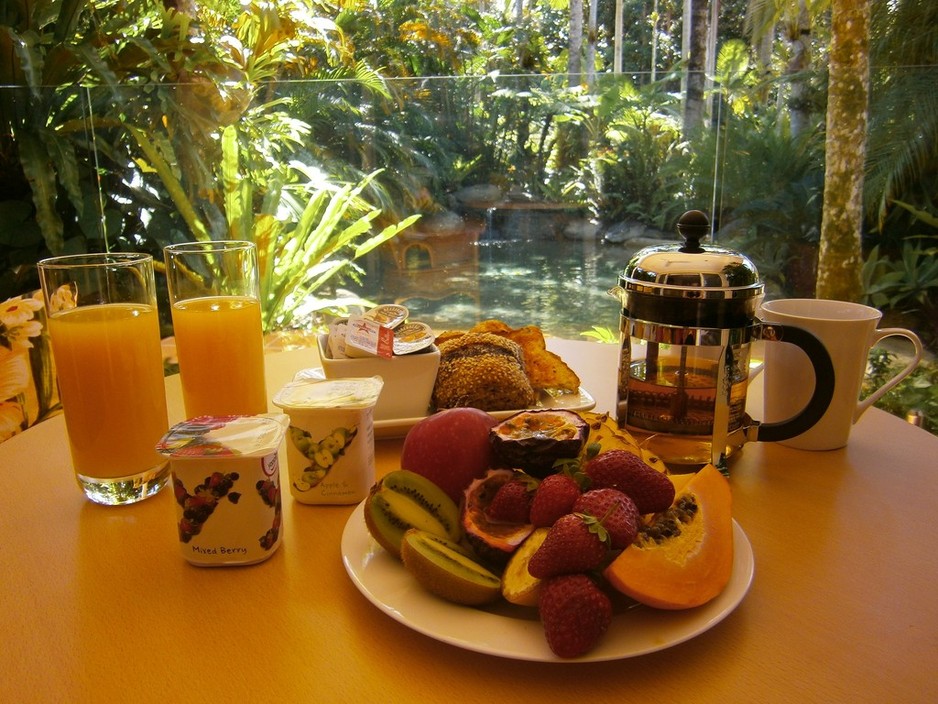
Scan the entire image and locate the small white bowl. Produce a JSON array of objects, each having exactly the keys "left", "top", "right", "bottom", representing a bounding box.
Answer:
[{"left": 316, "top": 334, "right": 440, "bottom": 421}]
